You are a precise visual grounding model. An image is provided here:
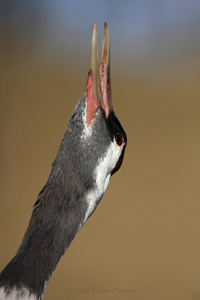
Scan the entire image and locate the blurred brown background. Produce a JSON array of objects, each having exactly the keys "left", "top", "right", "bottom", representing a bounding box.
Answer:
[{"left": 0, "top": 1, "right": 200, "bottom": 299}]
